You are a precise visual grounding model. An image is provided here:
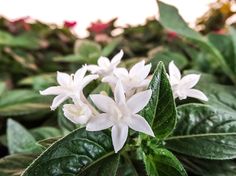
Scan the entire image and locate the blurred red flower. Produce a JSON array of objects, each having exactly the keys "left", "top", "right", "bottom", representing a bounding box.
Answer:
[
  {"left": 87, "top": 20, "right": 110, "bottom": 34},
  {"left": 64, "top": 21, "right": 77, "bottom": 28}
]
